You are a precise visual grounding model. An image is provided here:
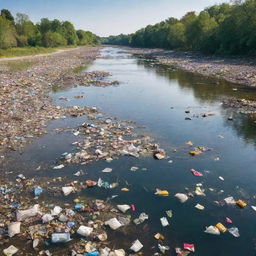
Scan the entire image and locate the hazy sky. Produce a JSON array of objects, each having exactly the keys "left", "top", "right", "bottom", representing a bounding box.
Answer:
[{"left": 0, "top": 0, "right": 229, "bottom": 36}]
